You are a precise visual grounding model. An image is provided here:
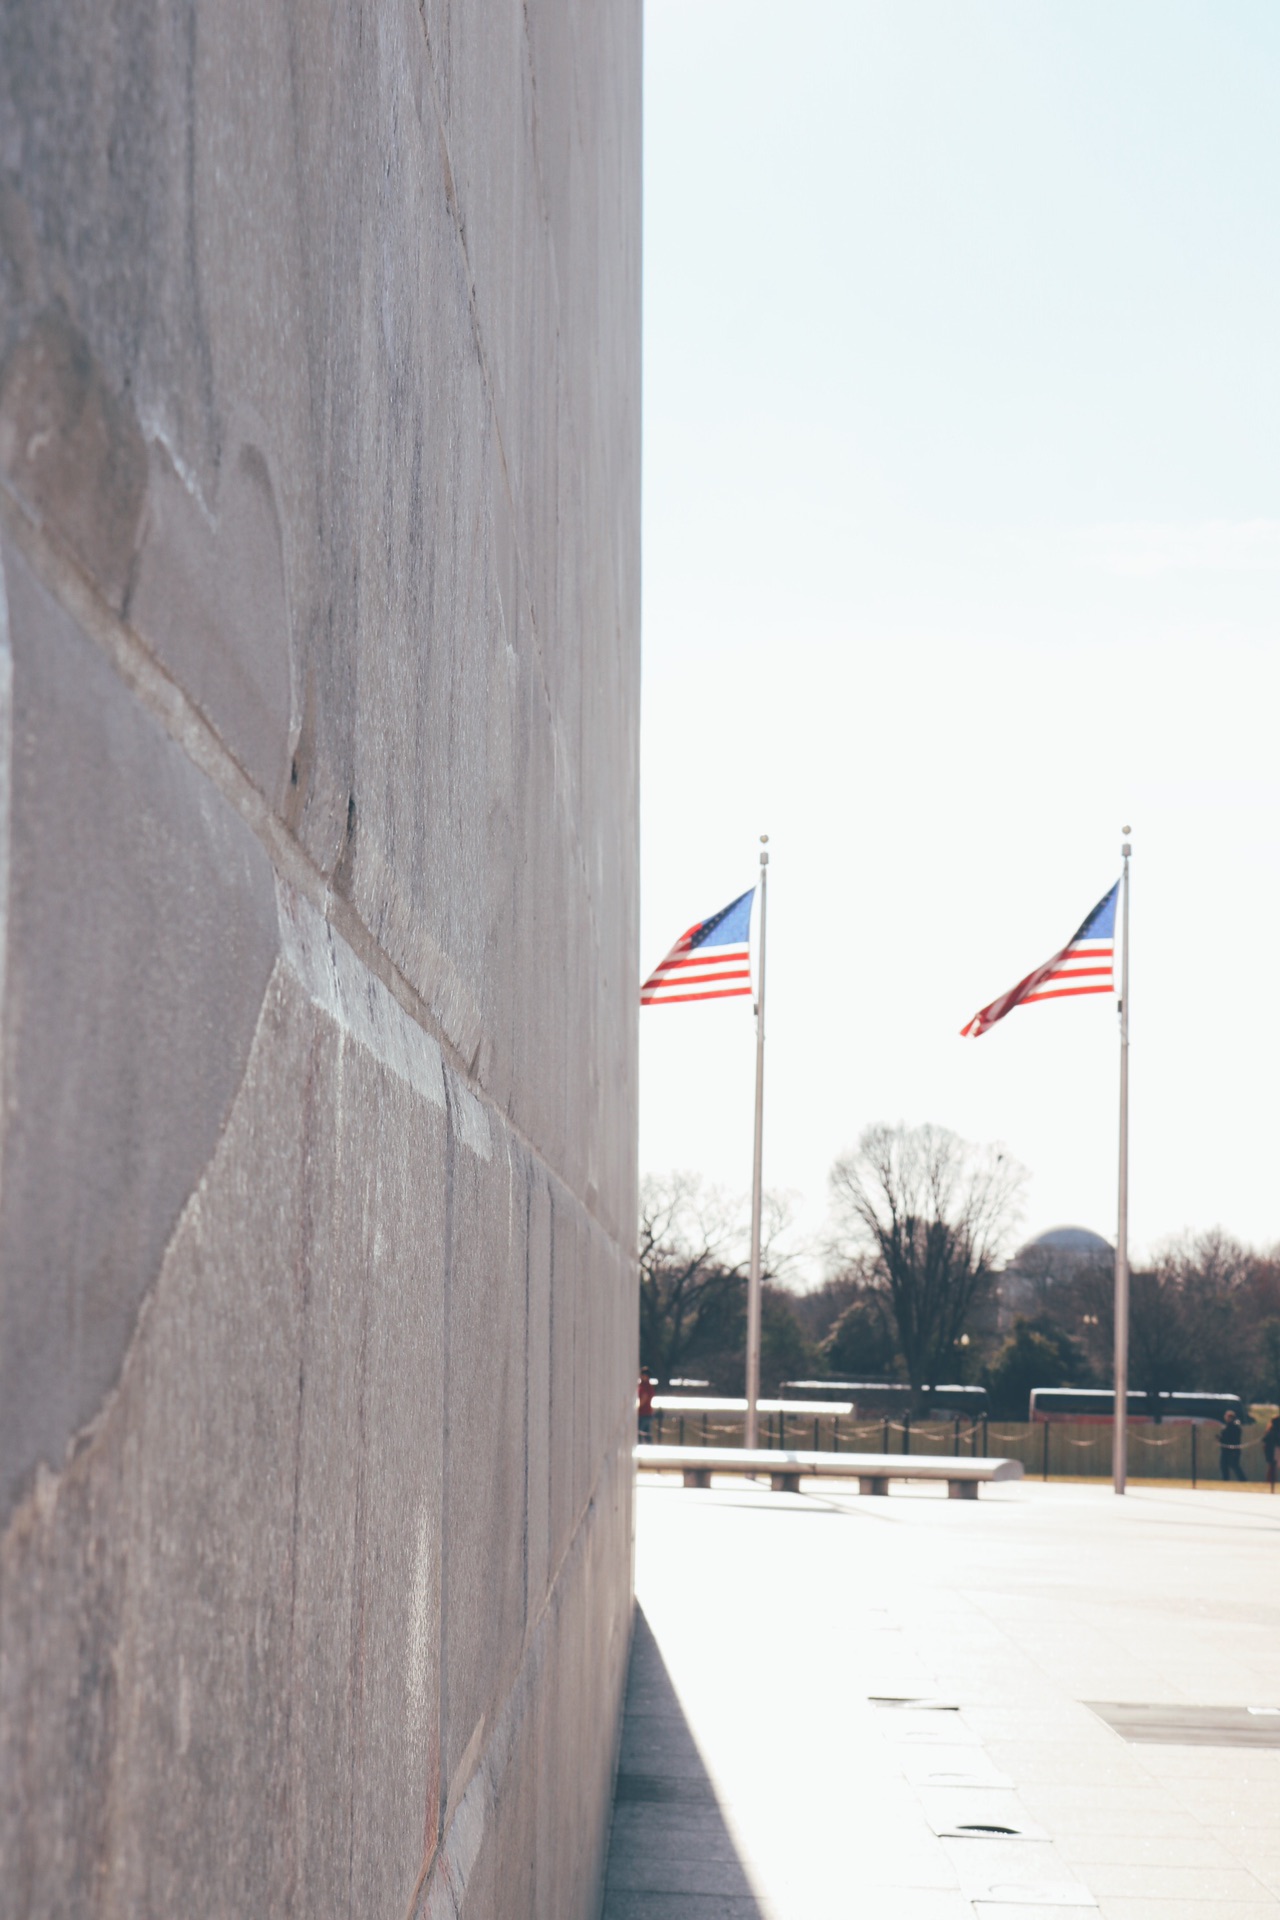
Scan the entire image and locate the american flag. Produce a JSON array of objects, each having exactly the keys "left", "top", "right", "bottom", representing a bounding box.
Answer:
[
  {"left": 641, "top": 888, "right": 756, "bottom": 1007},
  {"left": 961, "top": 881, "right": 1119, "bottom": 1038}
]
